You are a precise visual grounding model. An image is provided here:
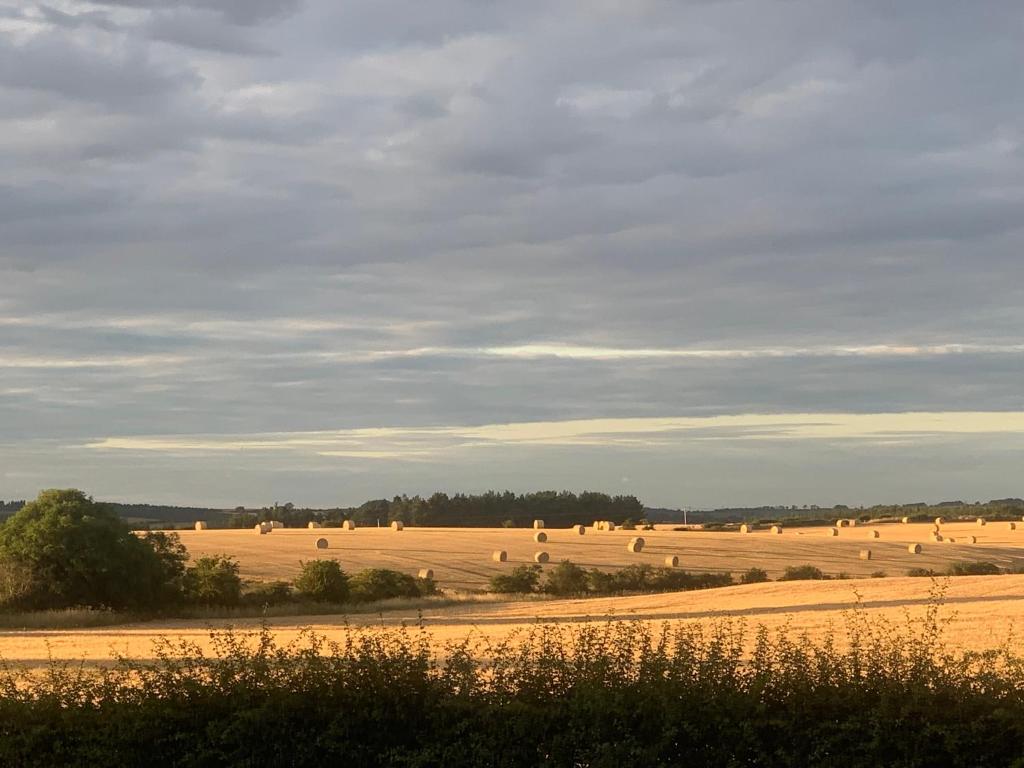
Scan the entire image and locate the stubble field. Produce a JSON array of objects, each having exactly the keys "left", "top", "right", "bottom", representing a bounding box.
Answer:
[{"left": 3, "top": 520, "right": 1023, "bottom": 666}]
